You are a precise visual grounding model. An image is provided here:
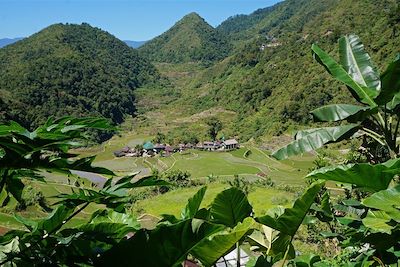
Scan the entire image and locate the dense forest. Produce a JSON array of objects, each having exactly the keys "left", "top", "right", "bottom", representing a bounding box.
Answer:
[{"left": 0, "top": 23, "right": 161, "bottom": 131}]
